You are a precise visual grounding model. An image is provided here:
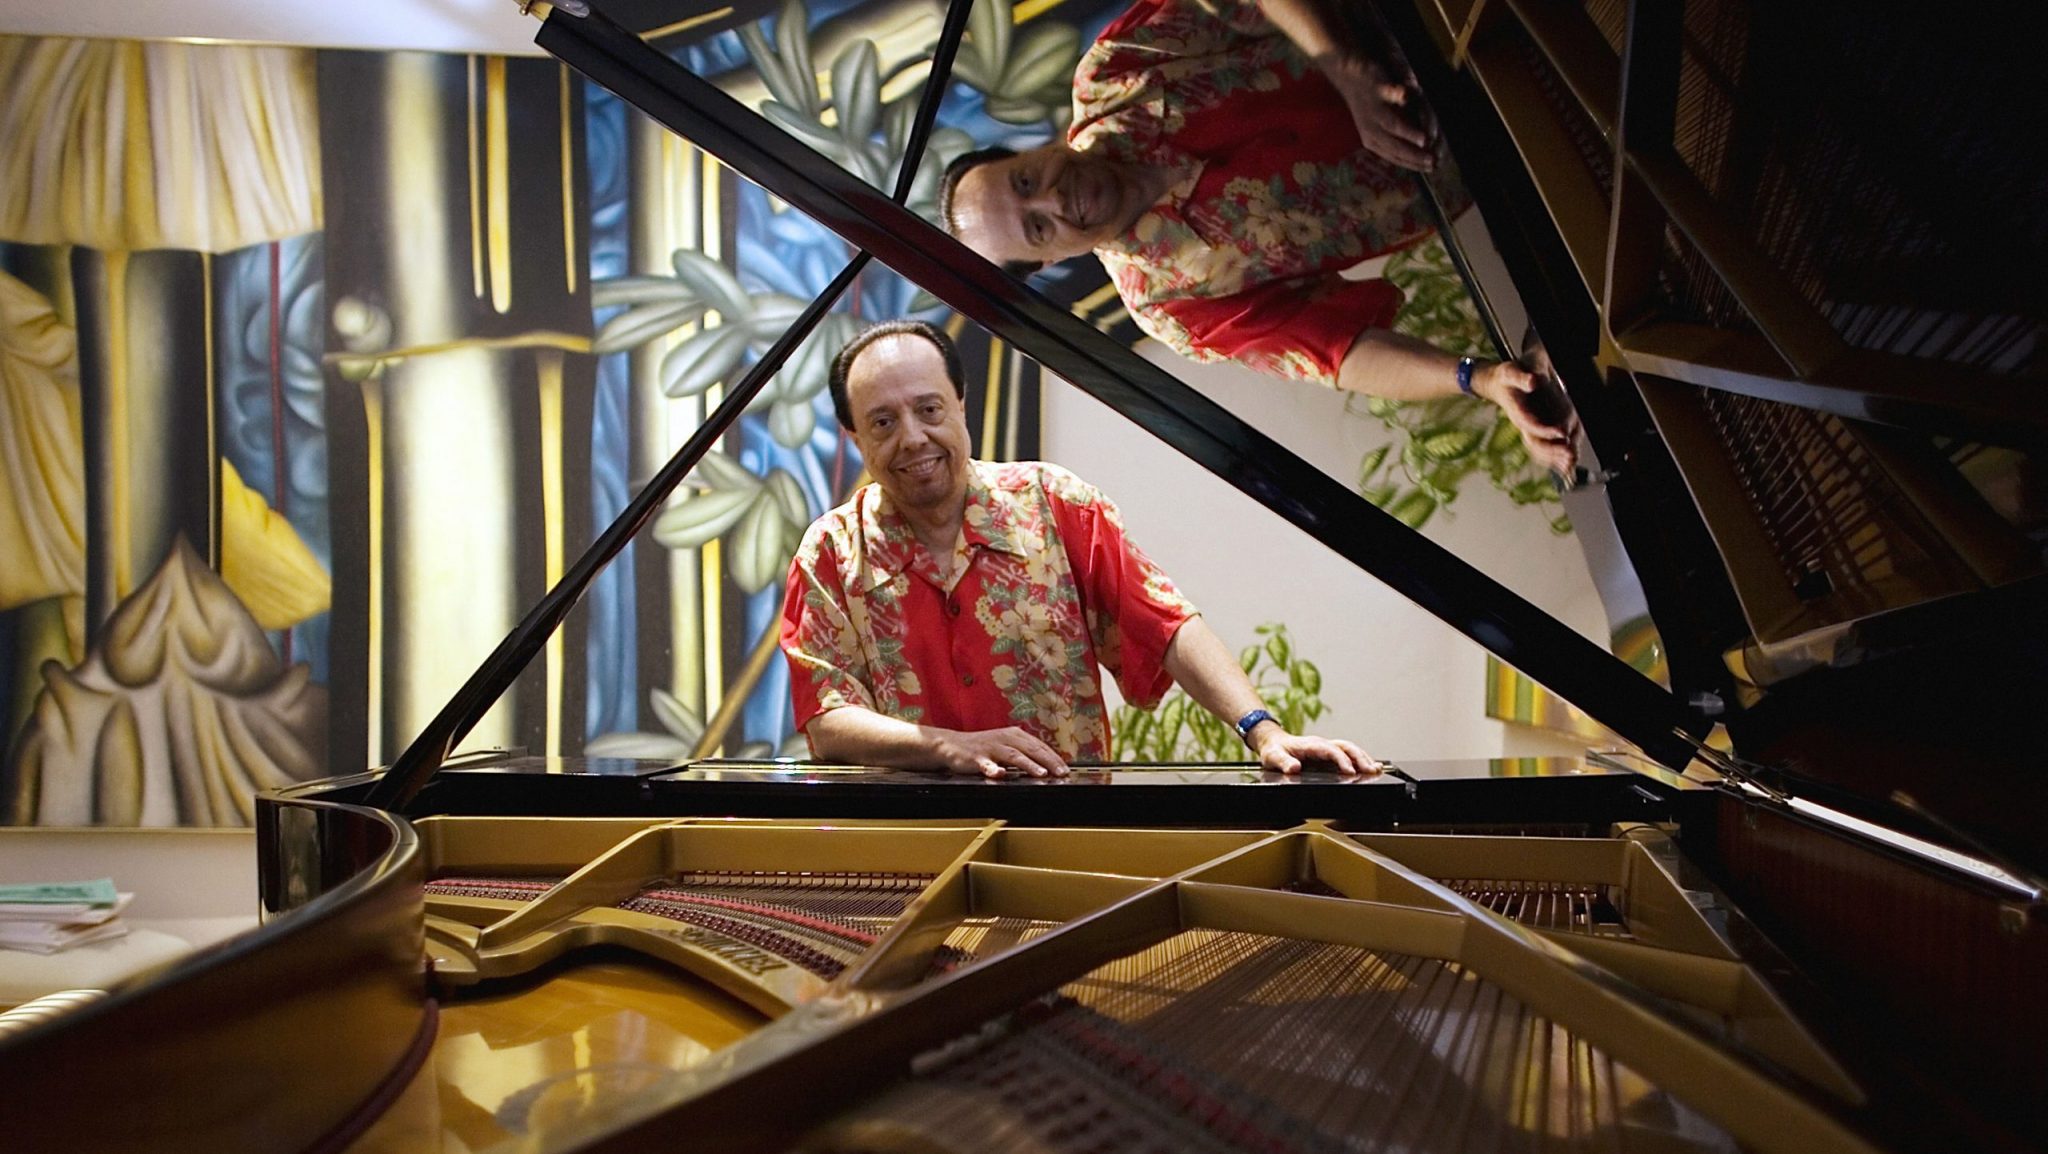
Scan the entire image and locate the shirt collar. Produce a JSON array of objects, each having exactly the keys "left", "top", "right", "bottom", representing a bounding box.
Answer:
[{"left": 853, "top": 462, "right": 1026, "bottom": 593}]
